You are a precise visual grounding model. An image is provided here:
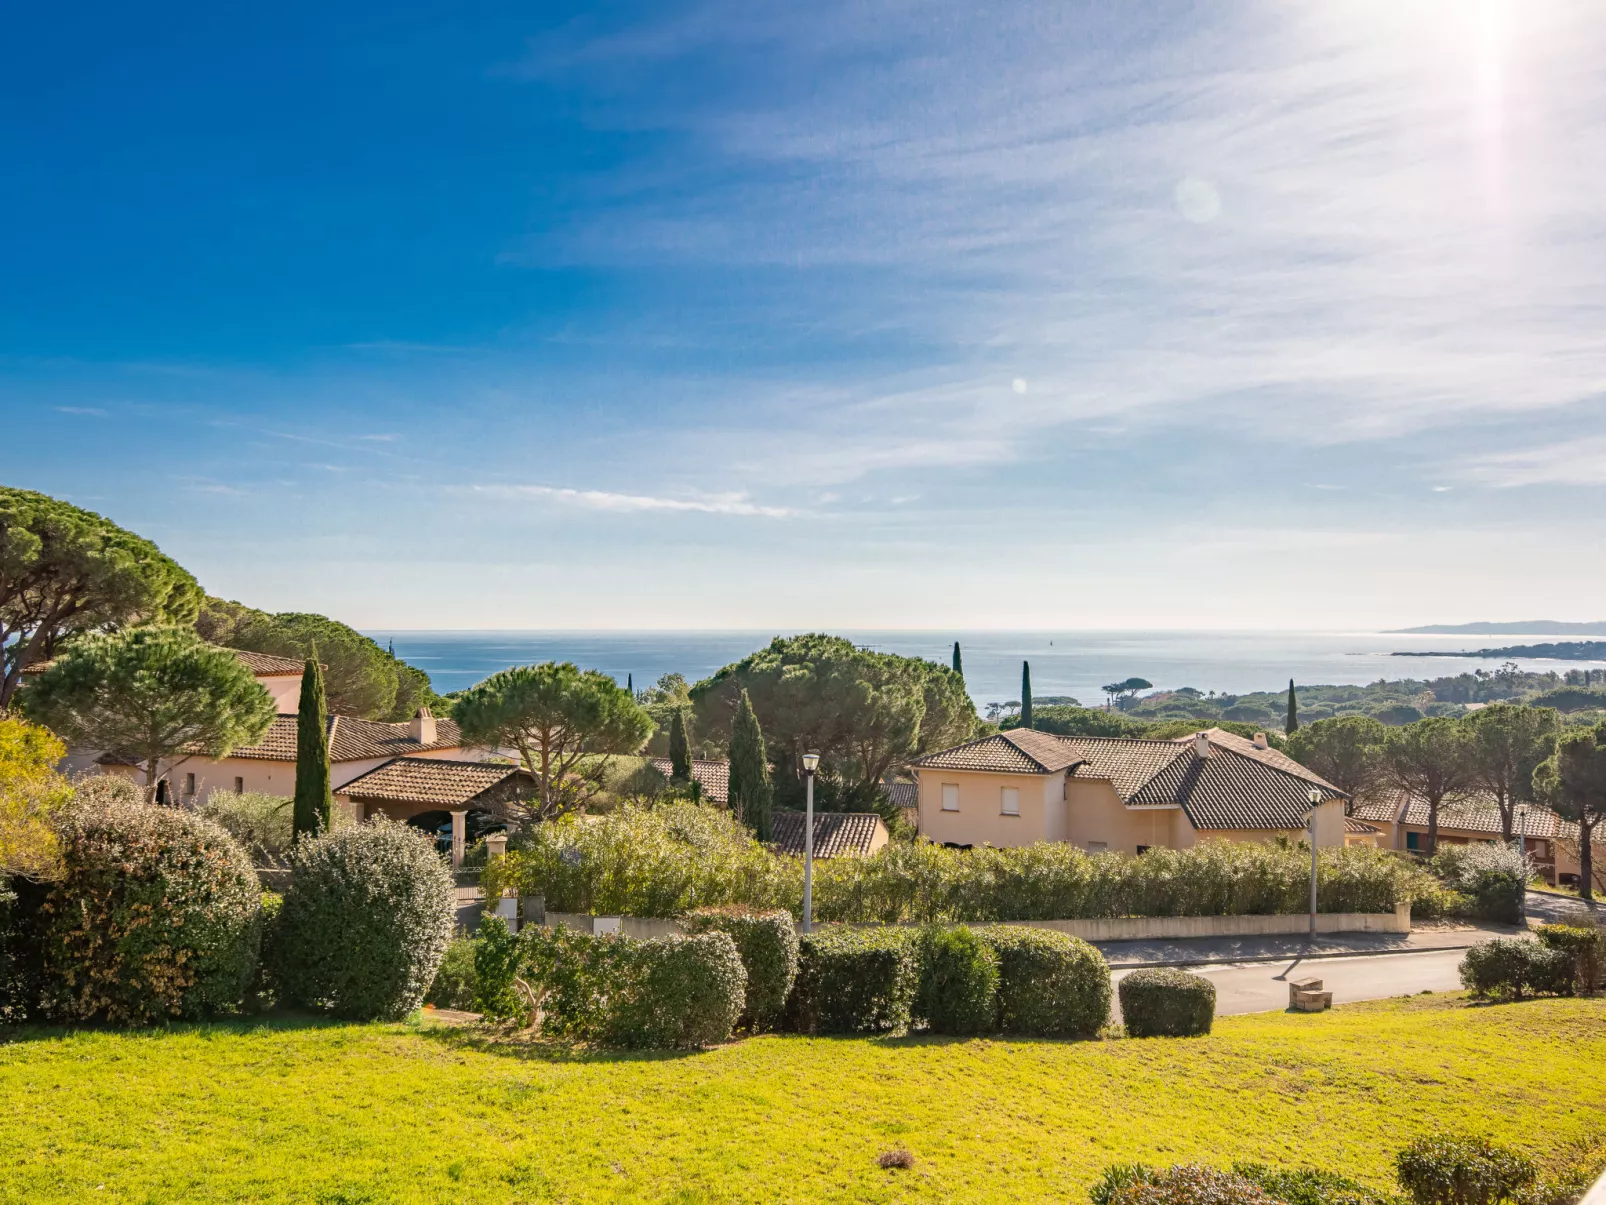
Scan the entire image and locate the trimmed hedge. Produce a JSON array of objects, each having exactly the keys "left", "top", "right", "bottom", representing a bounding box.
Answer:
[
  {"left": 681, "top": 906, "right": 799, "bottom": 1030},
  {"left": 981, "top": 926, "right": 1111, "bottom": 1037},
  {"left": 38, "top": 796, "right": 262, "bottom": 1025},
  {"left": 916, "top": 925, "right": 998, "bottom": 1035},
  {"left": 1458, "top": 938, "right": 1575, "bottom": 1002},
  {"left": 1119, "top": 968, "right": 1216, "bottom": 1037},
  {"left": 1535, "top": 923, "right": 1604, "bottom": 994},
  {"left": 788, "top": 926, "right": 919, "bottom": 1035},
  {"left": 274, "top": 820, "right": 456, "bottom": 1020},
  {"left": 1395, "top": 1134, "right": 1535, "bottom": 1205}
]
